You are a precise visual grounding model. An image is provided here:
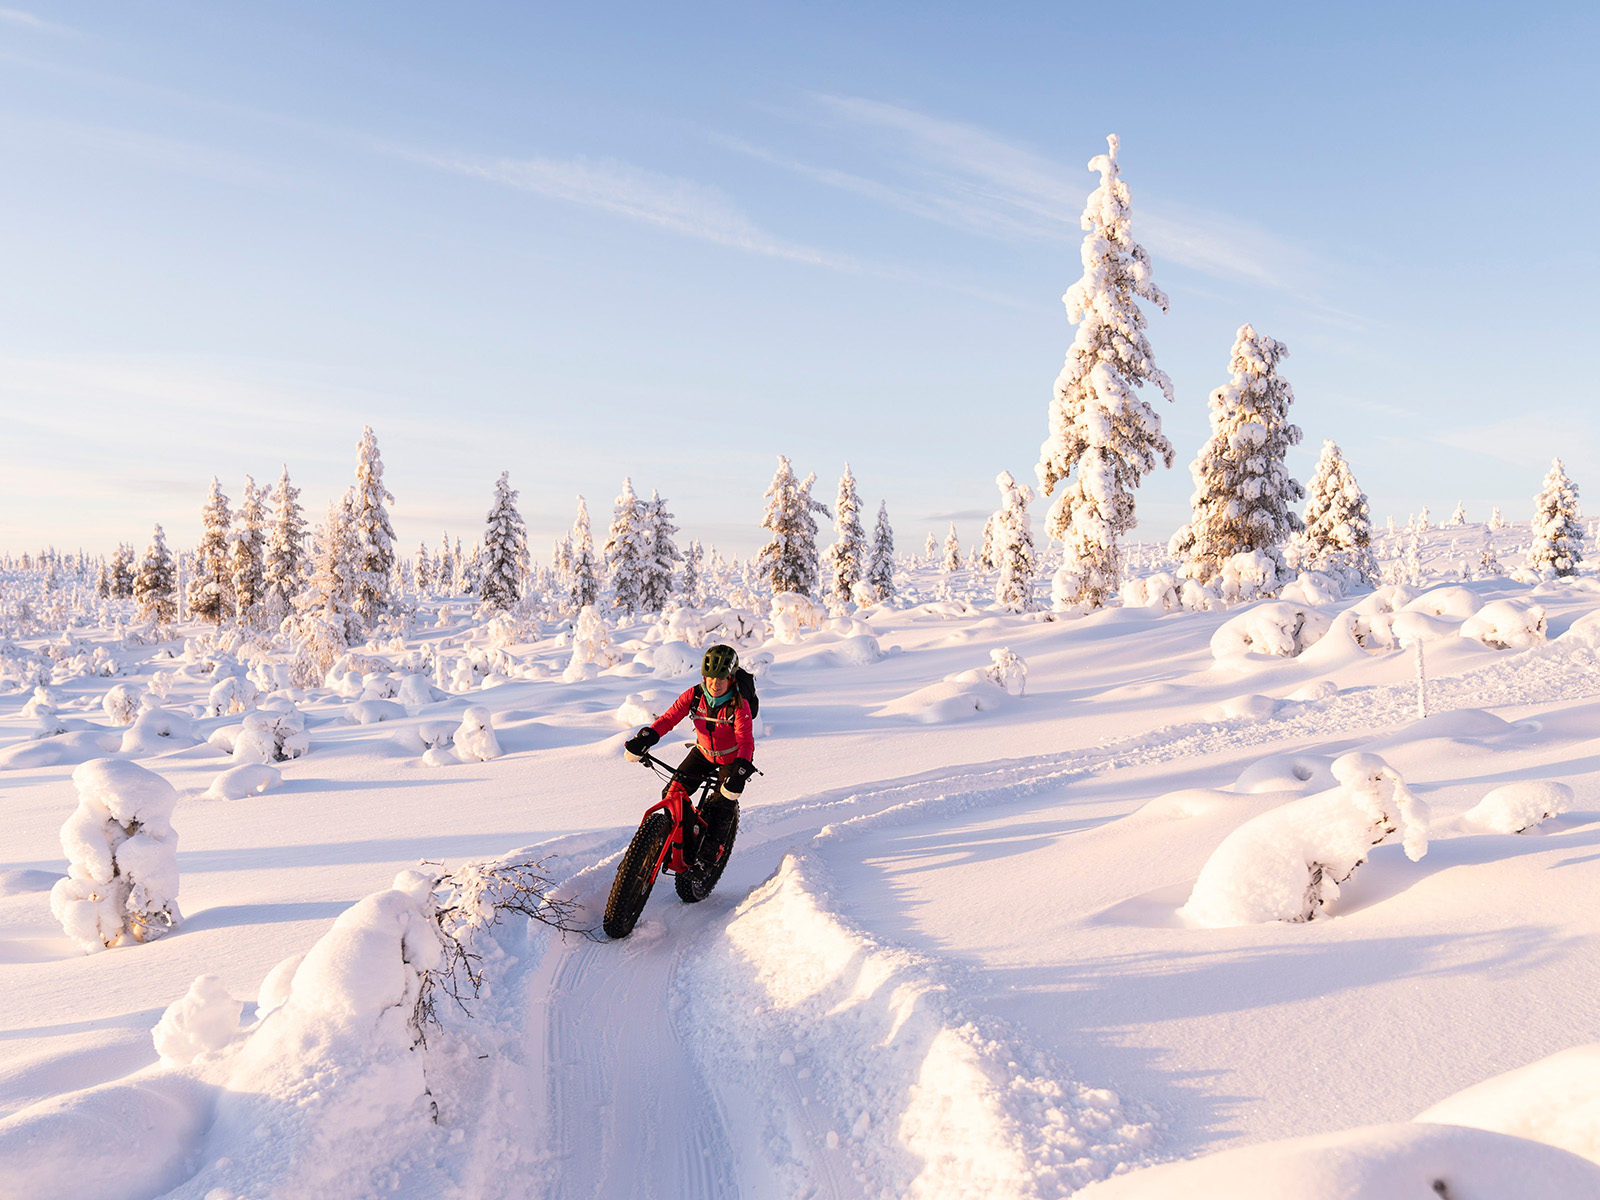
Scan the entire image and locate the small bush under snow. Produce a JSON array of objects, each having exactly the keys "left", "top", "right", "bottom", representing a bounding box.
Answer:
[
  {"left": 204, "top": 763, "right": 282, "bottom": 801},
  {"left": 1460, "top": 599, "right": 1548, "bottom": 649},
  {"left": 1210, "top": 601, "right": 1331, "bottom": 659},
  {"left": 232, "top": 705, "right": 308, "bottom": 764},
  {"left": 152, "top": 974, "right": 244, "bottom": 1066},
  {"left": 50, "top": 758, "right": 183, "bottom": 952},
  {"left": 100, "top": 682, "right": 143, "bottom": 725},
  {"left": 1463, "top": 781, "right": 1573, "bottom": 834},
  {"left": 118, "top": 705, "right": 198, "bottom": 754},
  {"left": 1180, "top": 752, "right": 1428, "bottom": 927}
]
